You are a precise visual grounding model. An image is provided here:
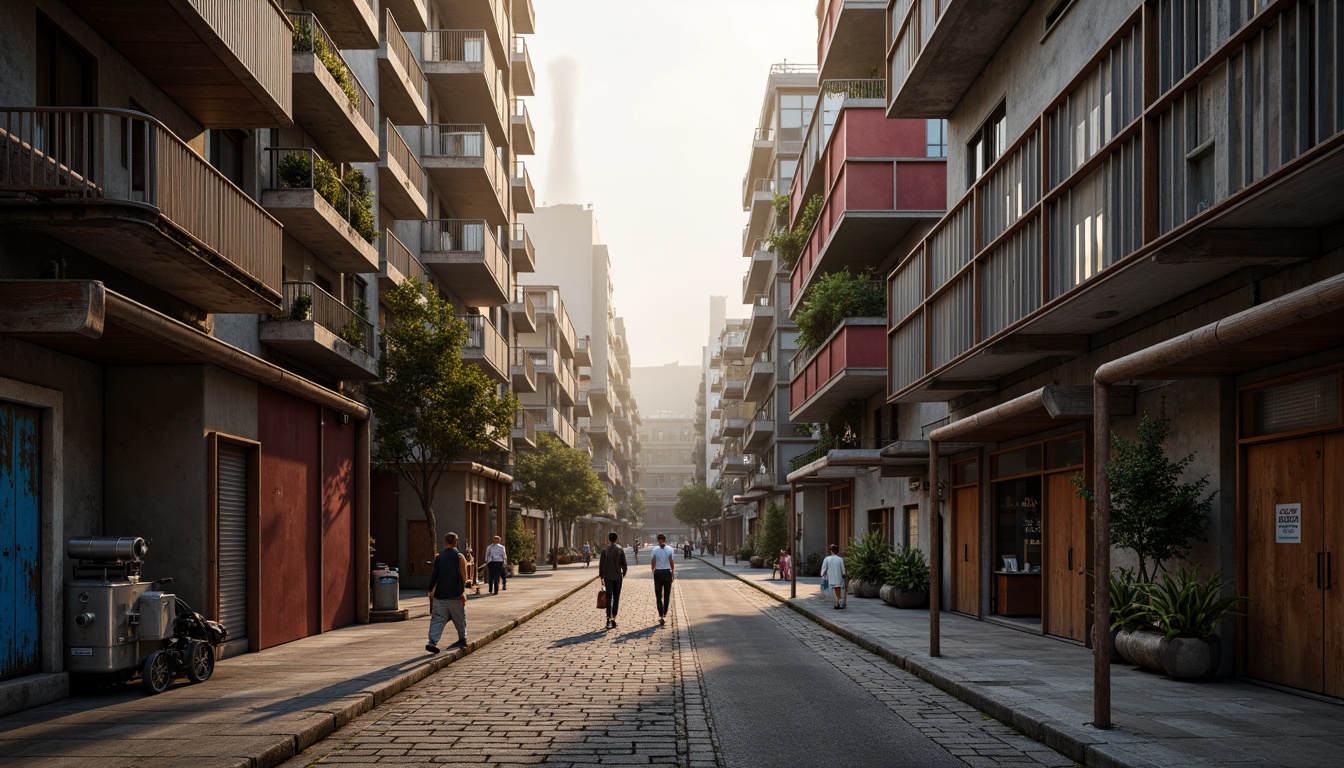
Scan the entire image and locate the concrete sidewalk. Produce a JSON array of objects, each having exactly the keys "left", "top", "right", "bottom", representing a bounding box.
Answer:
[
  {"left": 700, "top": 555, "right": 1343, "bottom": 768},
  {"left": 0, "top": 563, "right": 600, "bottom": 768}
]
